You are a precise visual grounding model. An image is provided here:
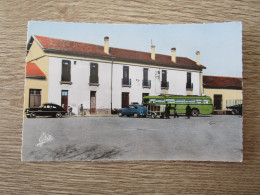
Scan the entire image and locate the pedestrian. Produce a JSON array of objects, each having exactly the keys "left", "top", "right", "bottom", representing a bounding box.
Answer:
[
  {"left": 173, "top": 104, "right": 179, "bottom": 118},
  {"left": 186, "top": 104, "right": 191, "bottom": 119},
  {"left": 165, "top": 104, "right": 170, "bottom": 119}
]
